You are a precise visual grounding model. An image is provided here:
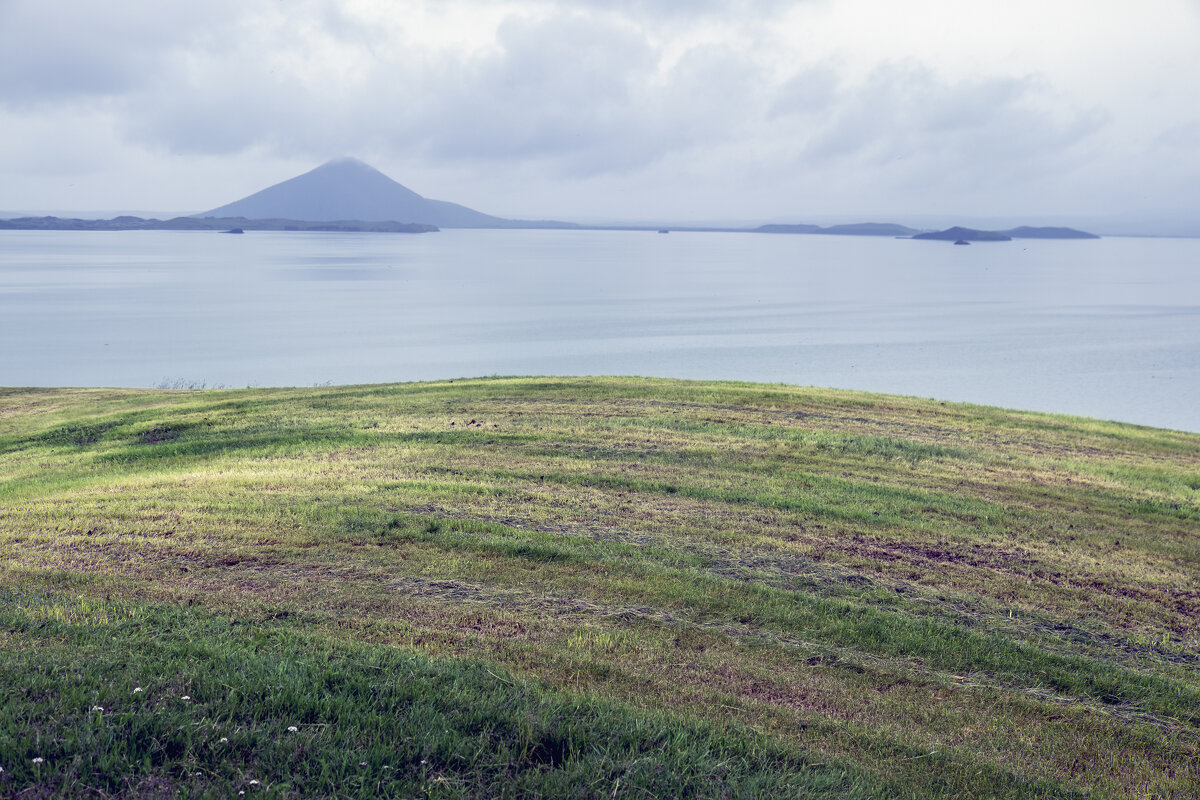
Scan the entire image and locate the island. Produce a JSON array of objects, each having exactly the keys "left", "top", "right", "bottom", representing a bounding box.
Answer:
[
  {"left": 912, "top": 225, "right": 1099, "bottom": 241},
  {"left": 912, "top": 226, "right": 1013, "bottom": 242}
]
